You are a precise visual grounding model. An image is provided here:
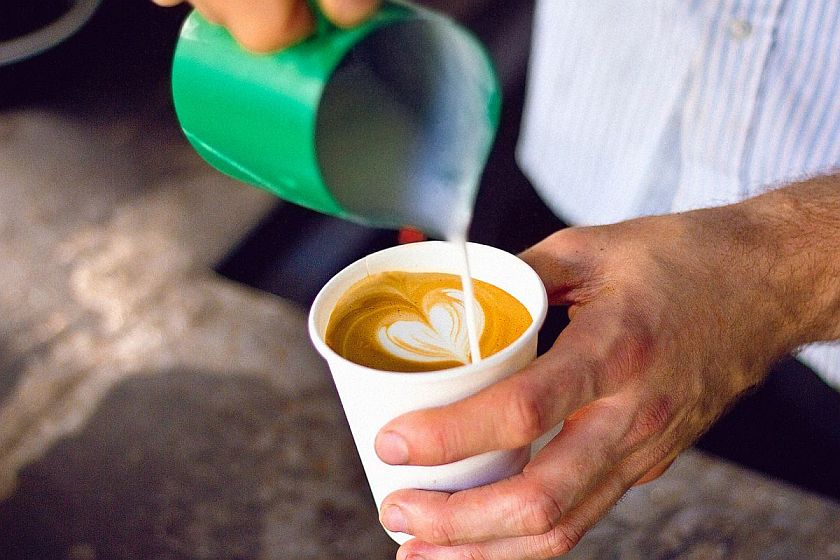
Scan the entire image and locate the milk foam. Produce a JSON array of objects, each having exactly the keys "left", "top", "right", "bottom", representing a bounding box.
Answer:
[
  {"left": 377, "top": 288, "right": 485, "bottom": 365},
  {"left": 325, "top": 271, "right": 531, "bottom": 372}
]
